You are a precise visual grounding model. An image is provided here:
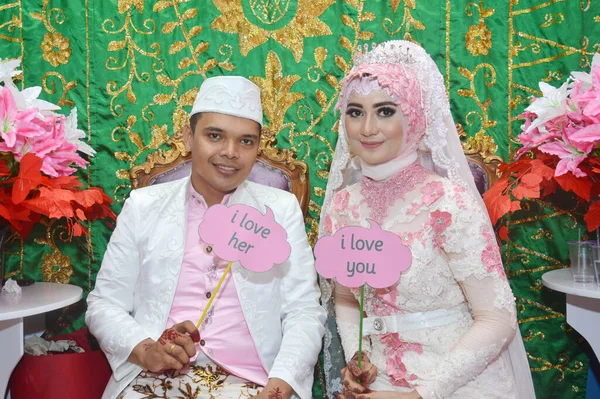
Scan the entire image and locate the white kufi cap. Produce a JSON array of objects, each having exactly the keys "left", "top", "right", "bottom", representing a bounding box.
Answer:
[{"left": 190, "top": 76, "right": 263, "bottom": 127}]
